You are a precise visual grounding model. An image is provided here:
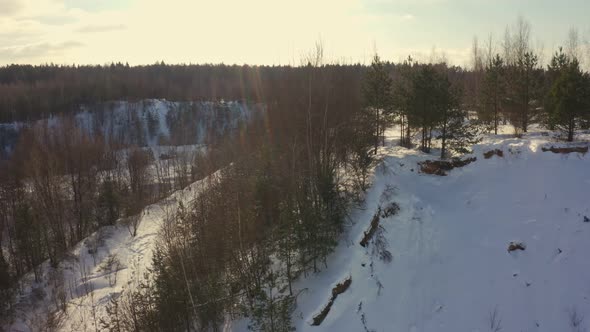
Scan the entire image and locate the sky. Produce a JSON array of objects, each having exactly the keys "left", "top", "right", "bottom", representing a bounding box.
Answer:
[{"left": 1, "top": 0, "right": 589, "bottom": 67}]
